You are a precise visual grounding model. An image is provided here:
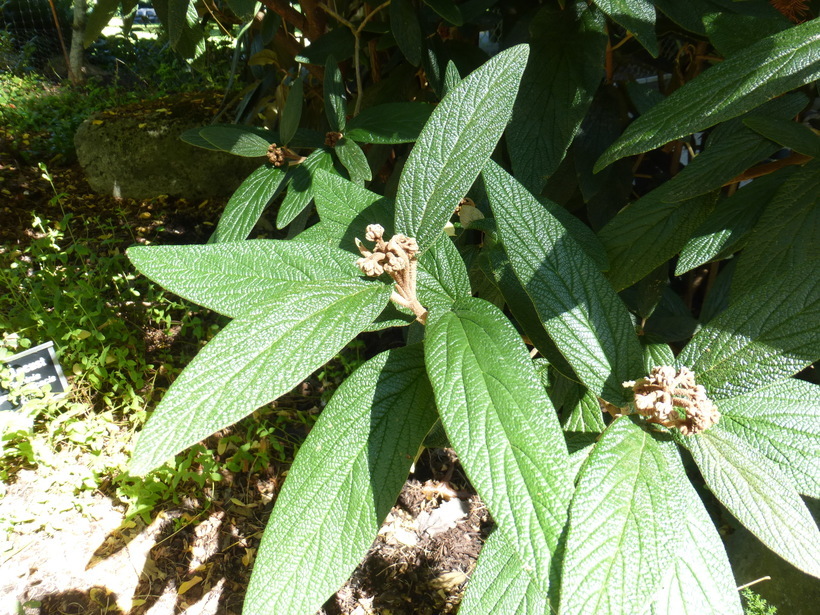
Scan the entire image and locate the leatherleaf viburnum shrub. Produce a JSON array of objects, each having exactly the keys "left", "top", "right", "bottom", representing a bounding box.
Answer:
[{"left": 125, "top": 2, "right": 820, "bottom": 613}]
